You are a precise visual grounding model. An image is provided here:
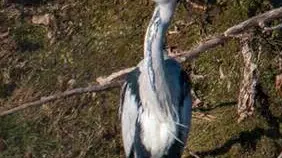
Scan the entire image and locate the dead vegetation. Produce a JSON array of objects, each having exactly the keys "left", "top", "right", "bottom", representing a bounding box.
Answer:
[{"left": 0, "top": 0, "right": 282, "bottom": 157}]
